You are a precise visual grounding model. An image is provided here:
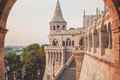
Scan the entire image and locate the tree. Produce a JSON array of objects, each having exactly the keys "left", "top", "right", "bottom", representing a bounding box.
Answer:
[{"left": 21, "top": 43, "right": 46, "bottom": 80}]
